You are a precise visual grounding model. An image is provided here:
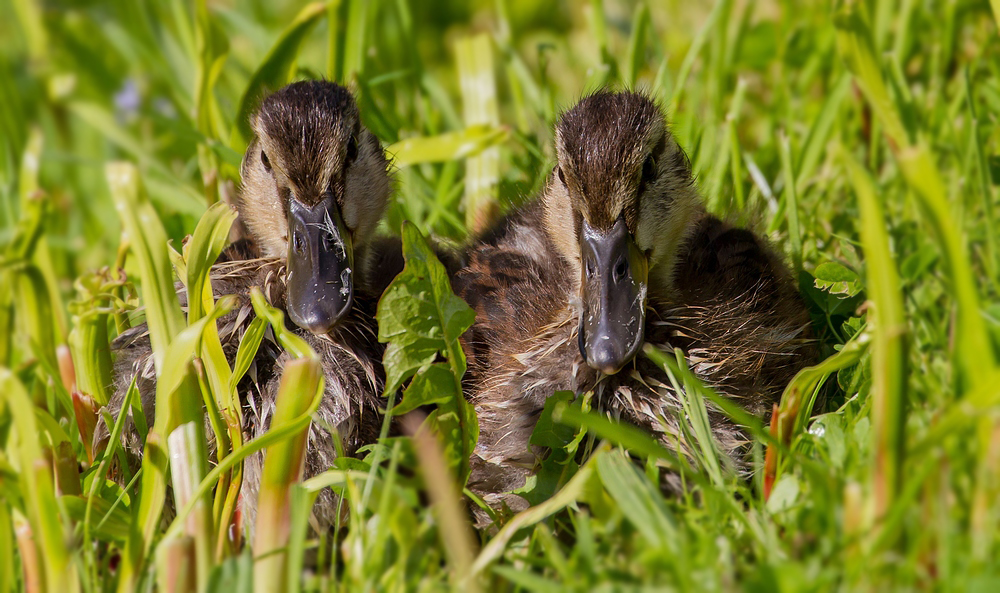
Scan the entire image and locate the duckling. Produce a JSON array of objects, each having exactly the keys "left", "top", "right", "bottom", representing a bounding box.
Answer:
[
  {"left": 97, "top": 80, "right": 399, "bottom": 533},
  {"left": 454, "top": 91, "right": 815, "bottom": 511}
]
